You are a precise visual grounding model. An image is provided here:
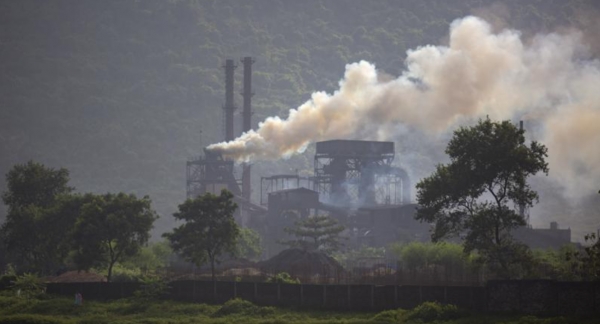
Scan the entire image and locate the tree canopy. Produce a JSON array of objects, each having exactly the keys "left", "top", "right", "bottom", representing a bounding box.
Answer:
[
  {"left": 279, "top": 215, "right": 345, "bottom": 254},
  {"left": 415, "top": 119, "right": 548, "bottom": 278},
  {"left": 71, "top": 193, "right": 158, "bottom": 282},
  {"left": 0, "top": 161, "right": 75, "bottom": 273},
  {"left": 0, "top": 161, "right": 163, "bottom": 279},
  {"left": 235, "top": 227, "right": 263, "bottom": 261},
  {"left": 2, "top": 160, "right": 73, "bottom": 210},
  {"left": 164, "top": 190, "right": 239, "bottom": 281}
]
